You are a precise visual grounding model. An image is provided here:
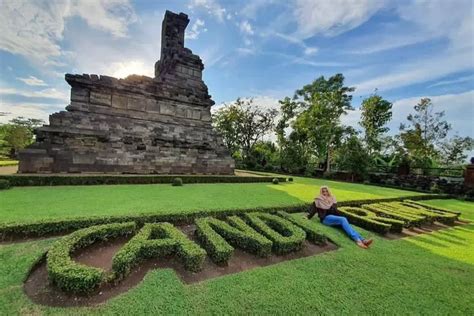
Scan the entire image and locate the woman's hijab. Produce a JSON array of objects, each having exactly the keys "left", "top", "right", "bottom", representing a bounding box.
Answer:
[{"left": 315, "top": 186, "right": 336, "bottom": 209}]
